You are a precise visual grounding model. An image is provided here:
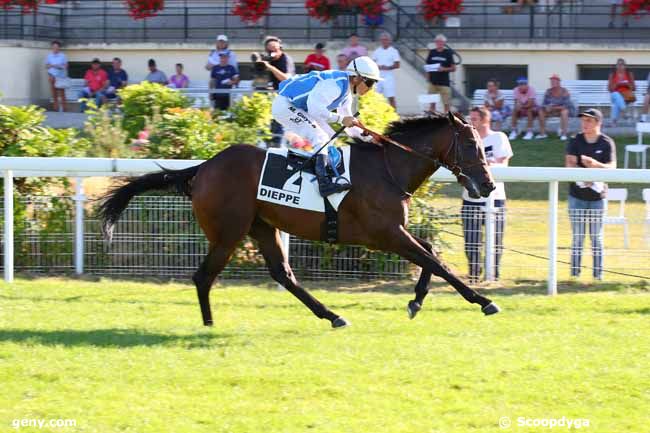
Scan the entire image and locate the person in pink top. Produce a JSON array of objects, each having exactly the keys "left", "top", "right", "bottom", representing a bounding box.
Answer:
[
  {"left": 169, "top": 63, "right": 189, "bottom": 88},
  {"left": 509, "top": 77, "right": 539, "bottom": 140},
  {"left": 340, "top": 33, "right": 367, "bottom": 61}
]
